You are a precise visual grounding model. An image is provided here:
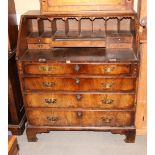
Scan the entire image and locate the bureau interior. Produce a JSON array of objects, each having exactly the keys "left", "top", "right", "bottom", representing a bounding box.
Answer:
[
  {"left": 17, "top": 14, "right": 138, "bottom": 61},
  {"left": 26, "top": 17, "right": 134, "bottom": 39}
]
